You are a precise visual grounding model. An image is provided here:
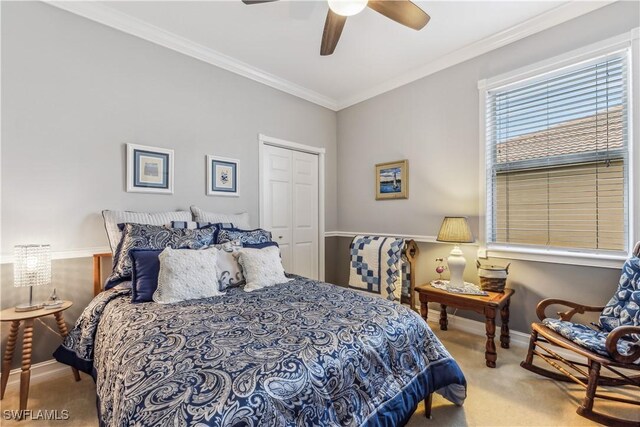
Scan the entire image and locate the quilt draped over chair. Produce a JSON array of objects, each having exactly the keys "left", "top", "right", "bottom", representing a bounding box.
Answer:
[{"left": 349, "top": 235, "right": 405, "bottom": 302}]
